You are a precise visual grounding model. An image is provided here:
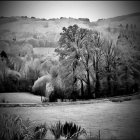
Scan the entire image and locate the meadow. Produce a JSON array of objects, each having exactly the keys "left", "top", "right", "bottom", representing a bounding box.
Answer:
[{"left": 0, "top": 97, "right": 140, "bottom": 139}]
